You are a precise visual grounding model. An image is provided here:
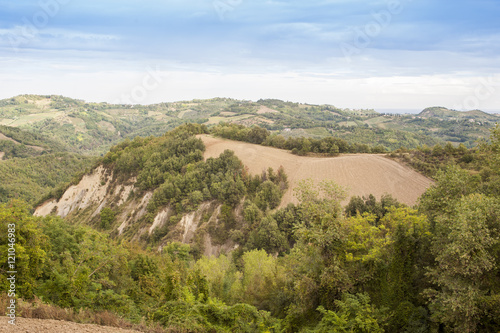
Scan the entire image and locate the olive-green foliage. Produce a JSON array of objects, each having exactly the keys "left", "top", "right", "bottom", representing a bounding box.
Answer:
[
  {"left": 0, "top": 125, "right": 68, "bottom": 156},
  {"left": 426, "top": 194, "right": 500, "bottom": 332},
  {"left": 0, "top": 153, "right": 95, "bottom": 205},
  {"left": 311, "top": 293, "right": 385, "bottom": 333},
  {"left": 100, "top": 207, "right": 116, "bottom": 229},
  {"left": 212, "top": 123, "right": 389, "bottom": 155},
  {"left": 36, "top": 217, "right": 134, "bottom": 313},
  {"left": 418, "top": 164, "right": 480, "bottom": 223},
  {"left": 255, "top": 180, "right": 283, "bottom": 211},
  {"left": 344, "top": 193, "right": 402, "bottom": 222},
  {"left": 152, "top": 298, "right": 280, "bottom": 333},
  {"left": 0, "top": 200, "right": 49, "bottom": 299},
  {"left": 246, "top": 215, "right": 289, "bottom": 255}
]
